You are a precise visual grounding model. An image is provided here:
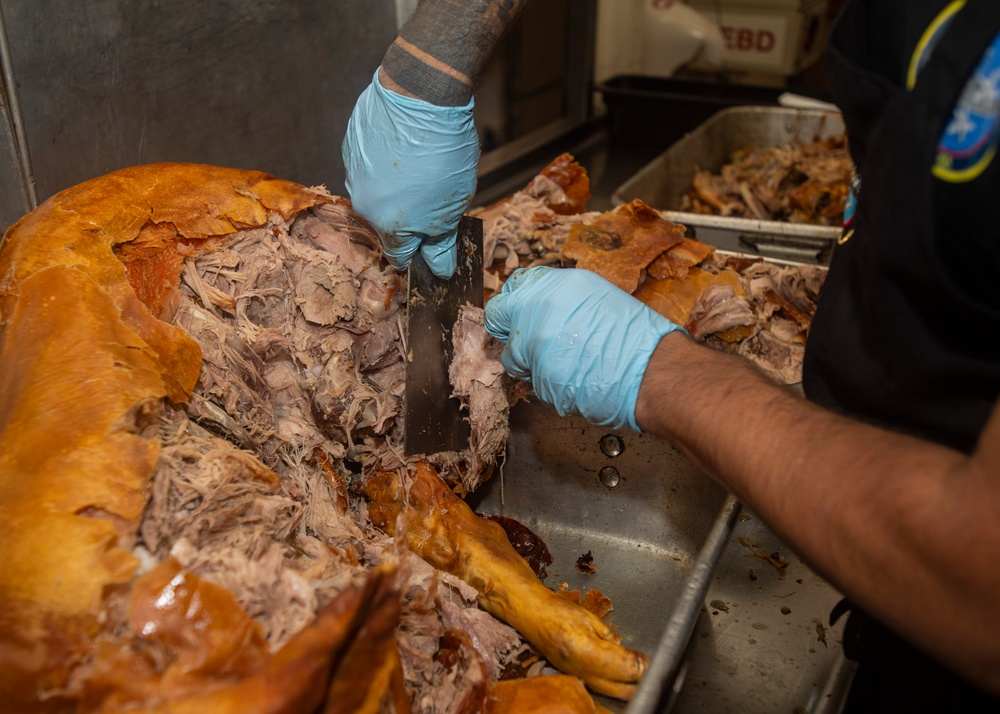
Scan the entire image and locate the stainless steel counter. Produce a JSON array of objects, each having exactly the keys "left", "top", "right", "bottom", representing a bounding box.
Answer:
[{"left": 468, "top": 400, "right": 851, "bottom": 714}]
